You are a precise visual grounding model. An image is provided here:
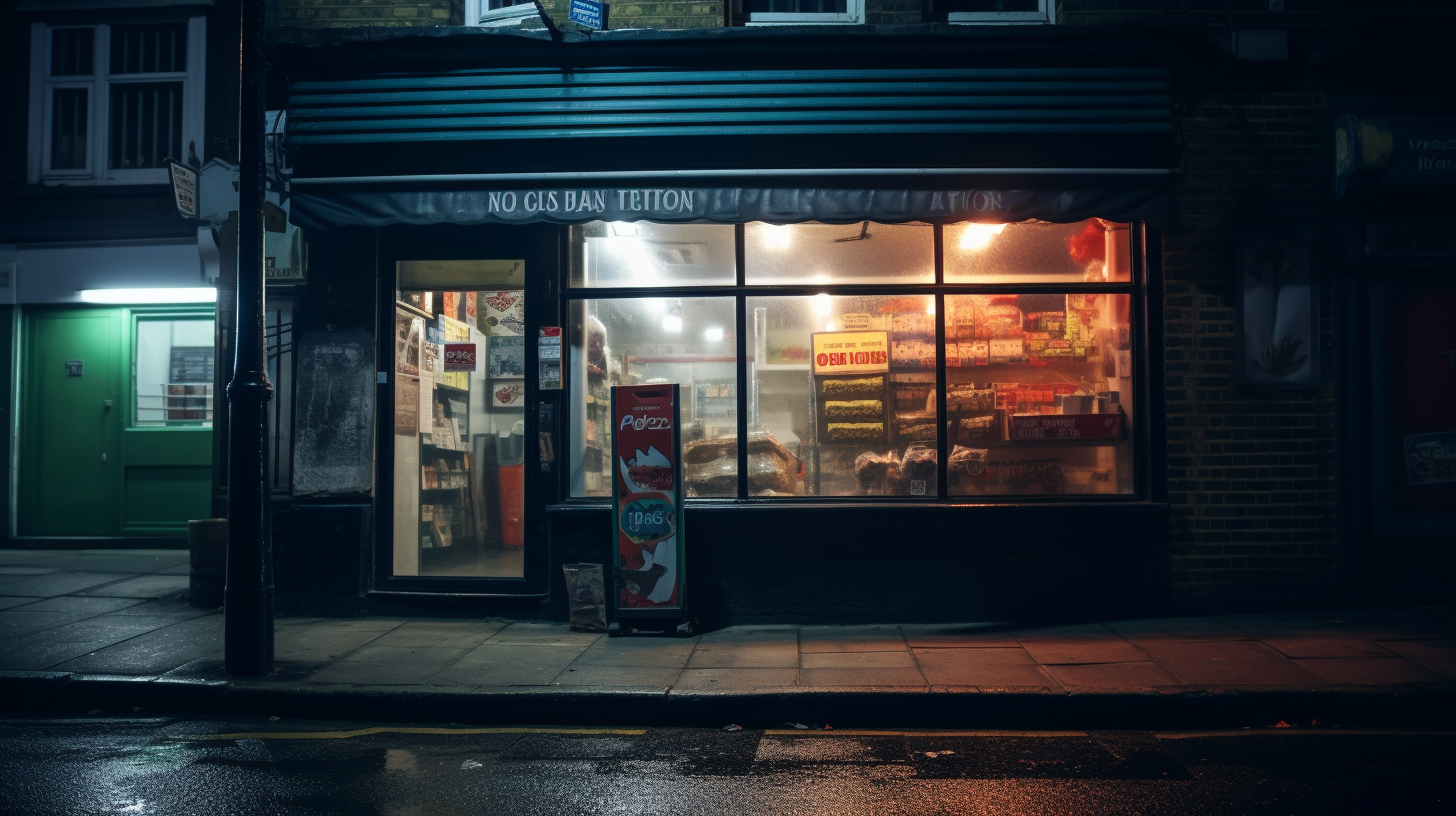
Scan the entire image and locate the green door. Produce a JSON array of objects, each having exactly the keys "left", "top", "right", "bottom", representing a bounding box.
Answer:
[
  {"left": 20, "top": 307, "right": 214, "bottom": 538},
  {"left": 21, "top": 309, "right": 124, "bottom": 536}
]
